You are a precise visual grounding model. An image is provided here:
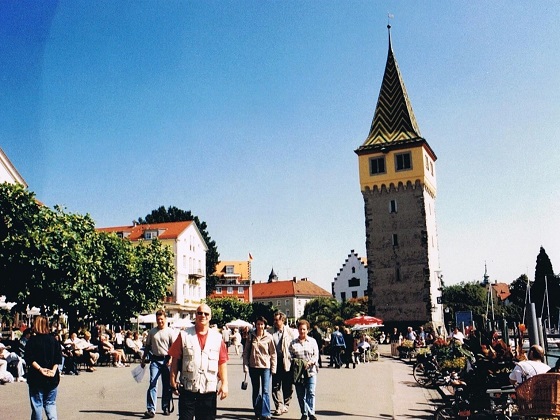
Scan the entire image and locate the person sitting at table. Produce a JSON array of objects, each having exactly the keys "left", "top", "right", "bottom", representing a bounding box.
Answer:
[
  {"left": 99, "top": 335, "right": 129, "bottom": 367},
  {"left": 125, "top": 331, "right": 143, "bottom": 359},
  {"left": 509, "top": 344, "right": 550, "bottom": 386},
  {"left": 355, "top": 335, "right": 371, "bottom": 364}
]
